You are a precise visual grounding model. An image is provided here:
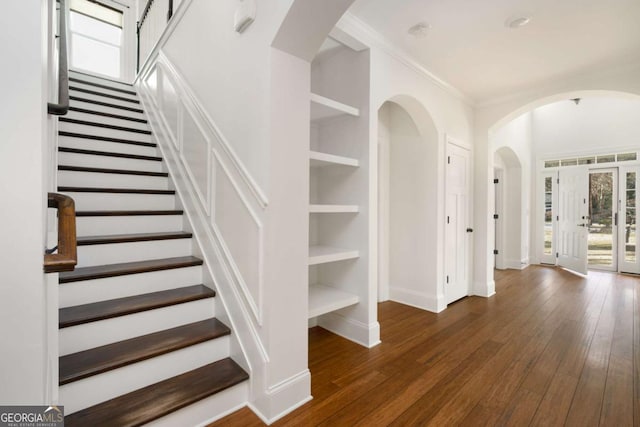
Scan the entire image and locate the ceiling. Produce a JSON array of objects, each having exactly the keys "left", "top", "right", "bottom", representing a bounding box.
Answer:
[{"left": 348, "top": 0, "right": 640, "bottom": 103}]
